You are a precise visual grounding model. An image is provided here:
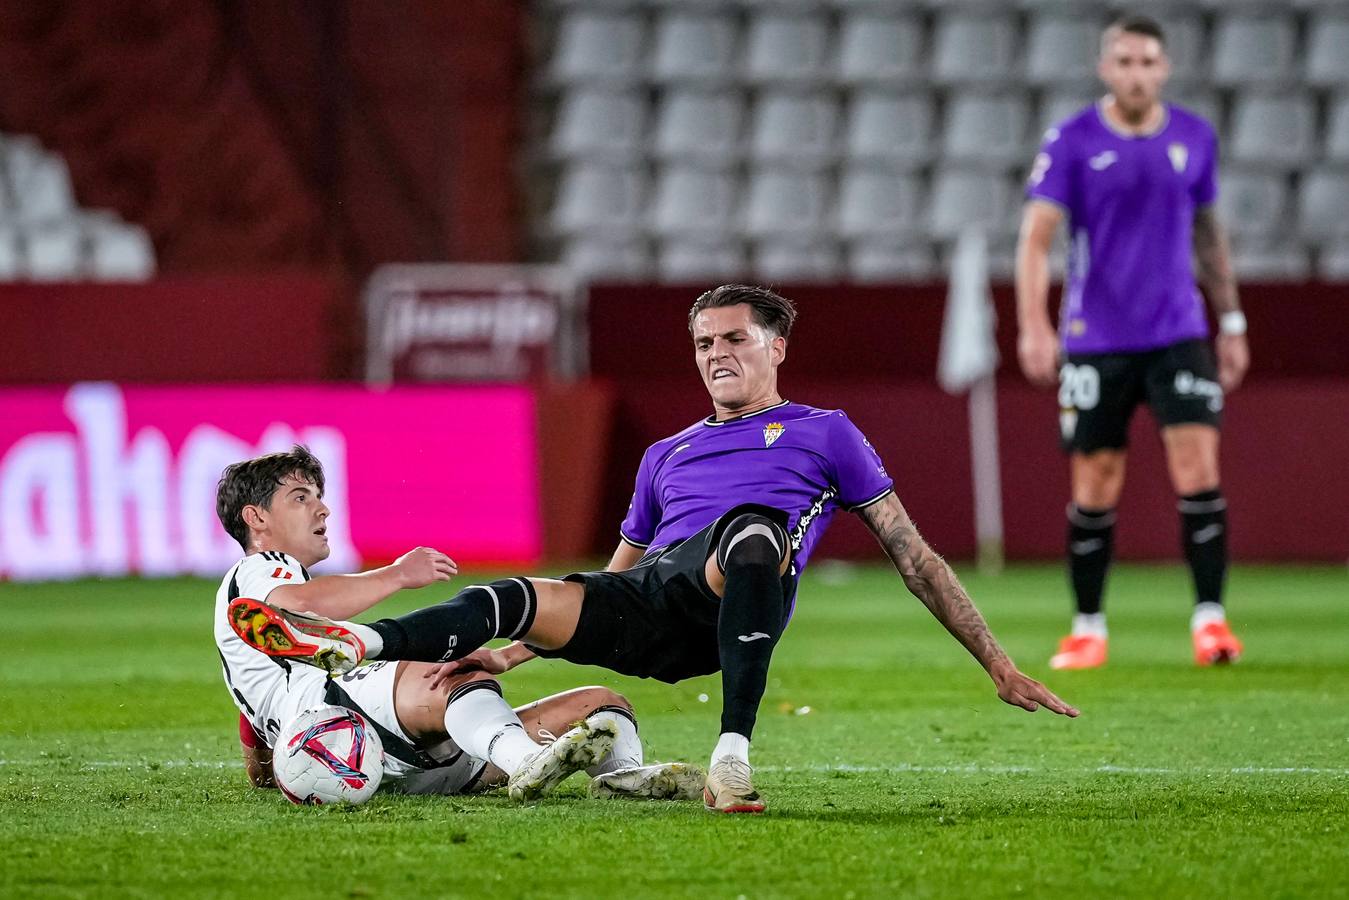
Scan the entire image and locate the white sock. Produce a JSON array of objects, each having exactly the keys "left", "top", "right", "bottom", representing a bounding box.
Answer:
[
  {"left": 711, "top": 732, "right": 750, "bottom": 769},
  {"left": 441, "top": 684, "right": 540, "bottom": 776},
  {"left": 1191, "top": 602, "right": 1227, "bottom": 632},
  {"left": 585, "top": 708, "right": 643, "bottom": 776},
  {"left": 347, "top": 622, "right": 383, "bottom": 658},
  {"left": 1072, "top": 613, "right": 1107, "bottom": 639}
]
